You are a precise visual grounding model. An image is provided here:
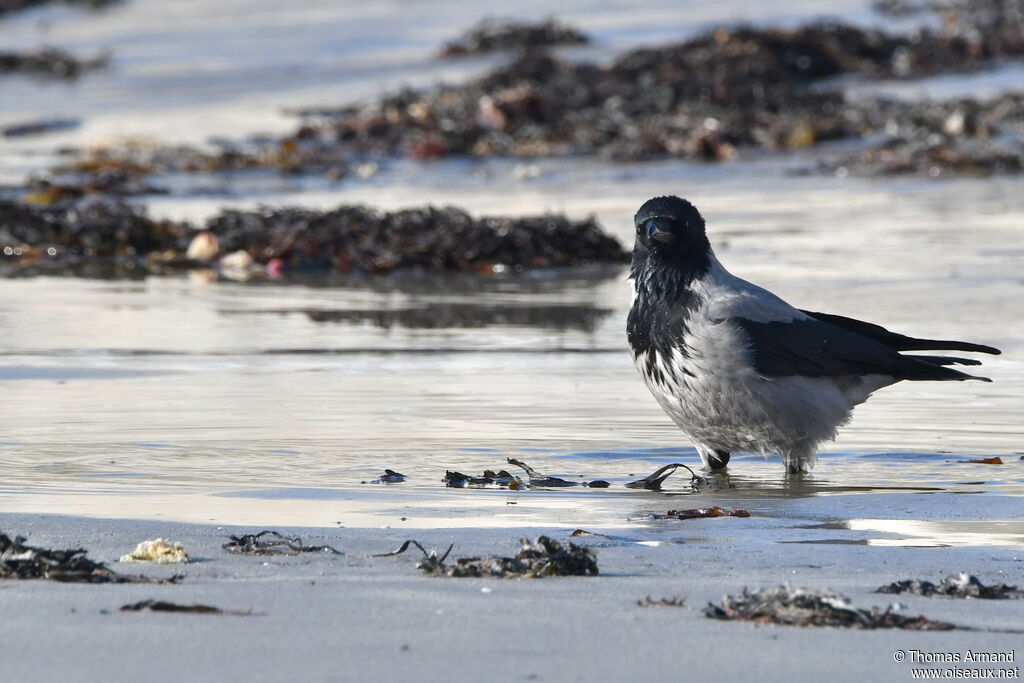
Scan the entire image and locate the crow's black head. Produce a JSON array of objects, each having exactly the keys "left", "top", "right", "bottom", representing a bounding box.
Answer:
[{"left": 631, "top": 196, "right": 711, "bottom": 279}]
